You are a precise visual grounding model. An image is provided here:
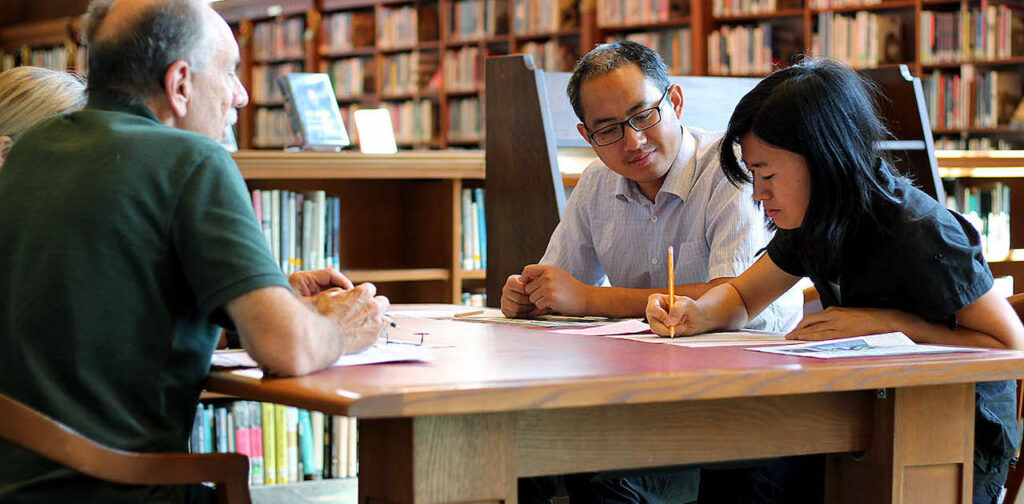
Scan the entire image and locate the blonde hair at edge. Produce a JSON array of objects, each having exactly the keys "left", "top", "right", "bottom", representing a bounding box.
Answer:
[{"left": 0, "top": 66, "right": 87, "bottom": 167}]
